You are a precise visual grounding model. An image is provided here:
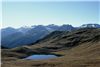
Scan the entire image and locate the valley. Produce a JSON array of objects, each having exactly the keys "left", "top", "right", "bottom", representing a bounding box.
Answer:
[{"left": 1, "top": 28, "right": 100, "bottom": 67}]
